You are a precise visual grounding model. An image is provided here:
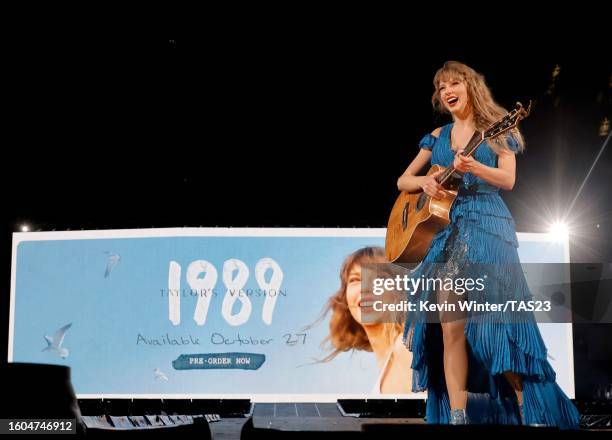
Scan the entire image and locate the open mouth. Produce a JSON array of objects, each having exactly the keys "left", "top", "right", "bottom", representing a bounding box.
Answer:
[
  {"left": 359, "top": 295, "right": 377, "bottom": 308},
  {"left": 447, "top": 96, "right": 459, "bottom": 107}
]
